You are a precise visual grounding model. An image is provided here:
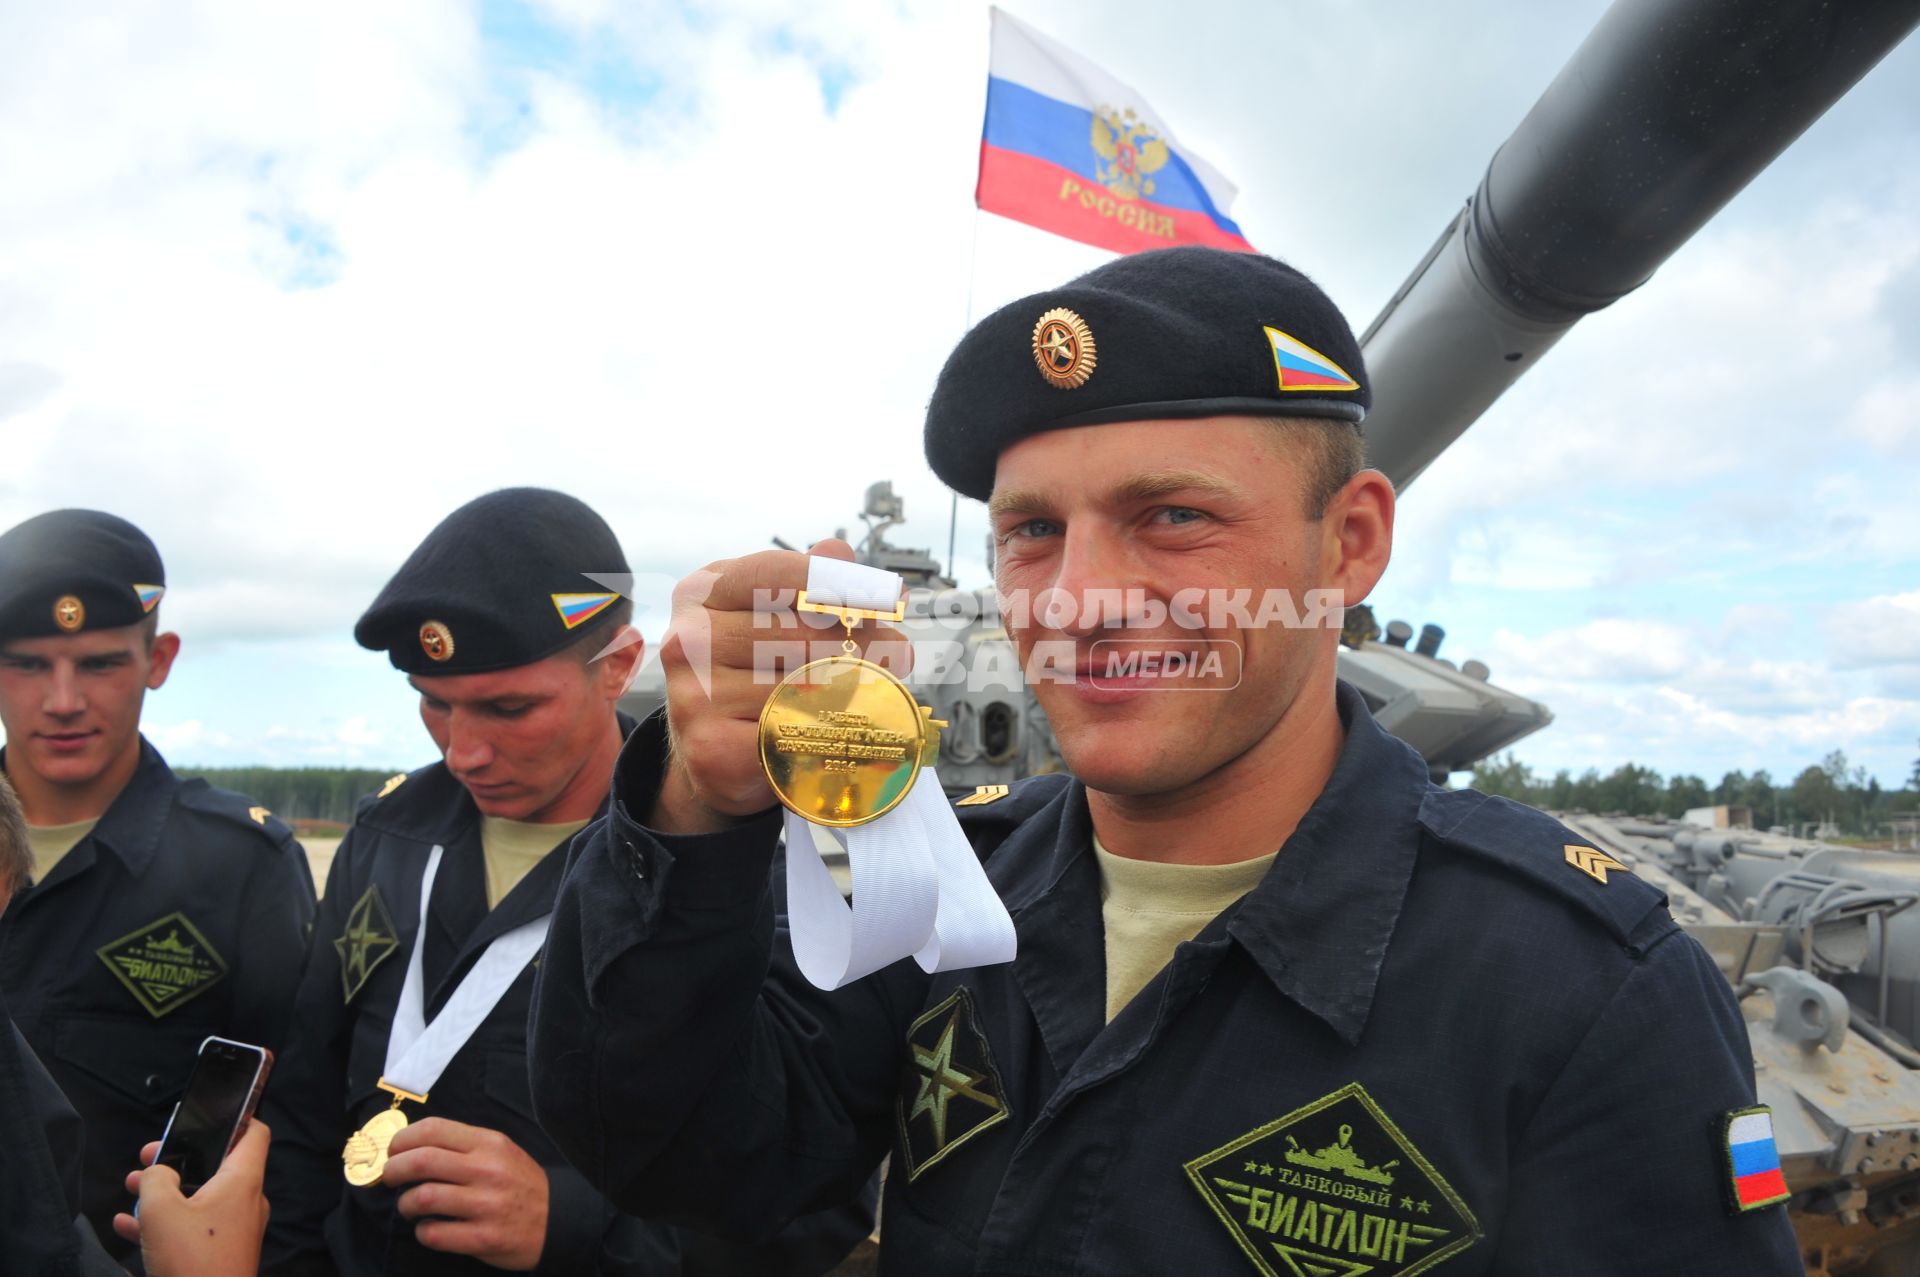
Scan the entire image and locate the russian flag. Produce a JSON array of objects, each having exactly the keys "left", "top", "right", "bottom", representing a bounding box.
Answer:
[
  {"left": 551, "top": 592, "right": 619, "bottom": 630},
  {"left": 1724, "top": 1109, "right": 1790, "bottom": 1212},
  {"left": 977, "top": 8, "right": 1254, "bottom": 257}
]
